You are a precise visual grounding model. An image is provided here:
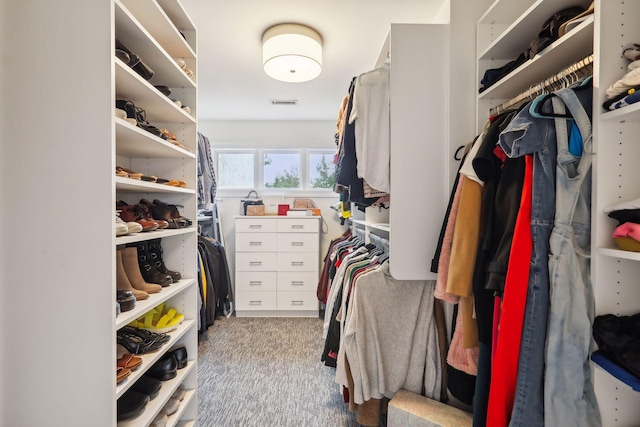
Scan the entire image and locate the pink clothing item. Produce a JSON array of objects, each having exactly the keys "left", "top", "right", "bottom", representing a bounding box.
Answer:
[
  {"left": 446, "top": 303, "right": 479, "bottom": 375},
  {"left": 612, "top": 222, "right": 640, "bottom": 241},
  {"left": 435, "top": 177, "right": 464, "bottom": 304}
]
